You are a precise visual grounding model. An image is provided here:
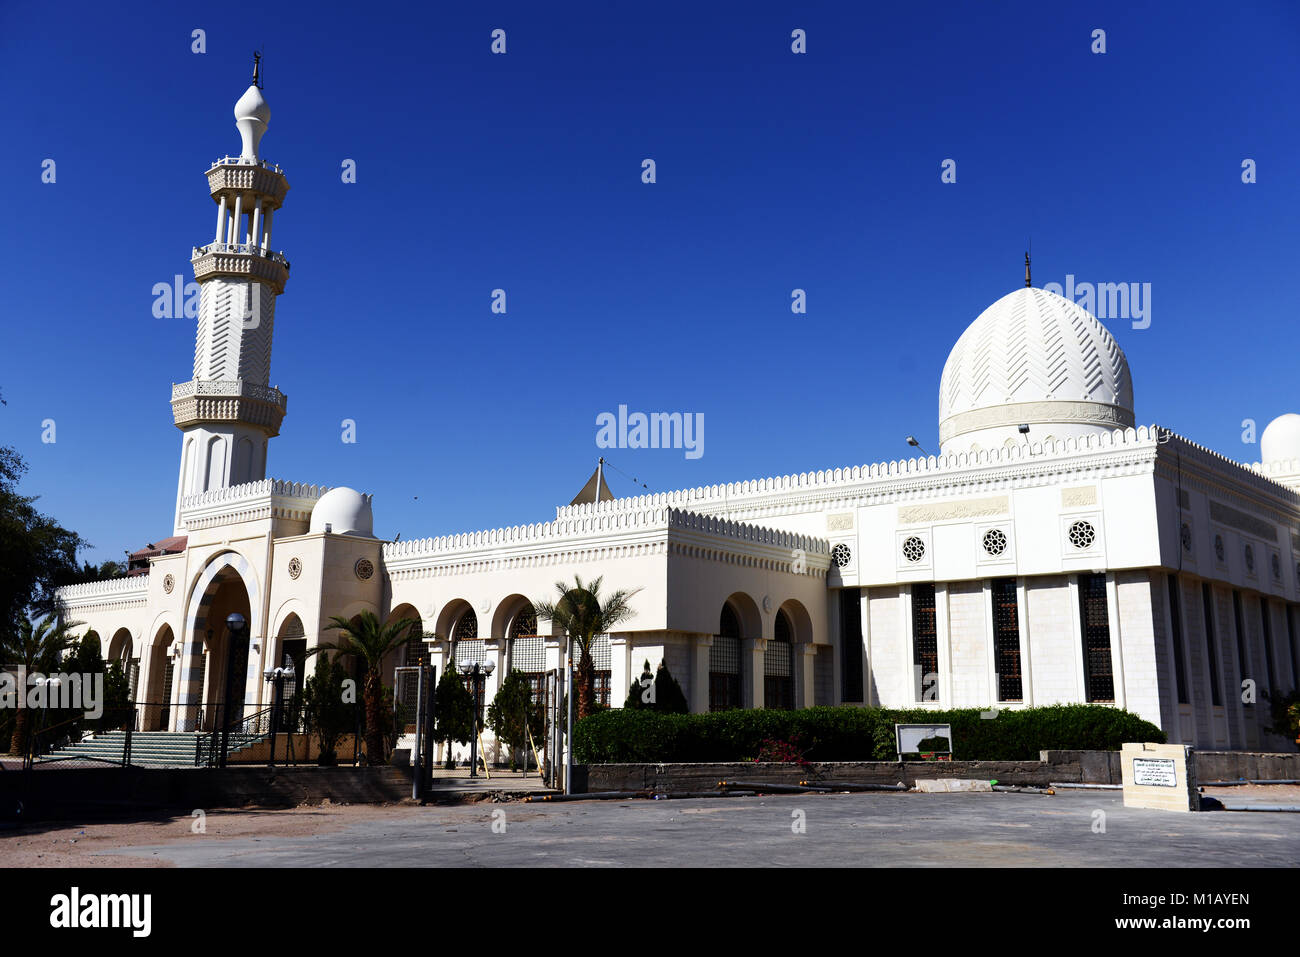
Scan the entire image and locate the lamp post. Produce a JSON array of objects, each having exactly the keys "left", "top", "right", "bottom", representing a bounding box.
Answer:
[
  {"left": 458, "top": 660, "right": 495, "bottom": 777},
  {"left": 220, "top": 612, "right": 246, "bottom": 767},
  {"left": 906, "top": 436, "right": 929, "bottom": 457},
  {"left": 262, "top": 661, "right": 295, "bottom": 768}
]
